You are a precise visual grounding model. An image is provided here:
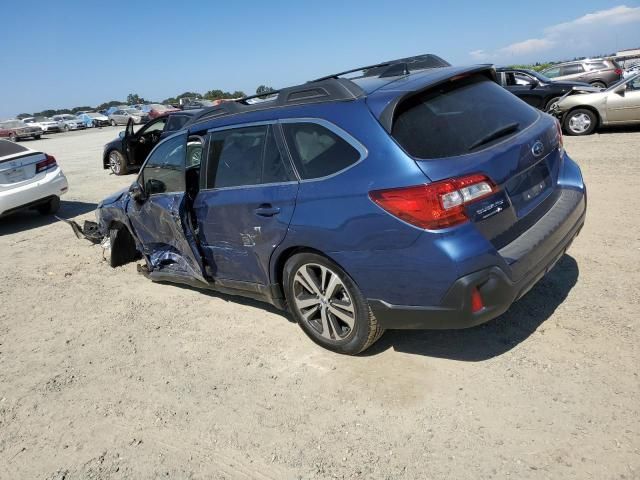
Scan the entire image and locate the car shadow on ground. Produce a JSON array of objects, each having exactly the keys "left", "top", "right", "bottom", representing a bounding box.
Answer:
[
  {"left": 595, "top": 124, "right": 640, "bottom": 135},
  {"left": 0, "top": 200, "right": 97, "bottom": 236},
  {"left": 362, "top": 254, "right": 579, "bottom": 361}
]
